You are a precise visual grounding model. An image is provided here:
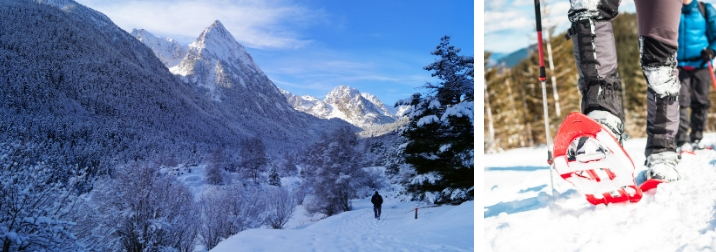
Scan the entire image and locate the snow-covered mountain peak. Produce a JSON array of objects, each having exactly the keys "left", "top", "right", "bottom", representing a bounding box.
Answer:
[
  {"left": 163, "top": 20, "right": 276, "bottom": 101},
  {"left": 131, "top": 29, "right": 188, "bottom": 68},
  {"left": 186, "top": 20, "right": 258, "bottom": 74},
  {"left": 281, "top": 86, "right": 403, "bottom": 130},
  {"left": 325, "top": 85, "right": 361, "bottom": 104}
]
